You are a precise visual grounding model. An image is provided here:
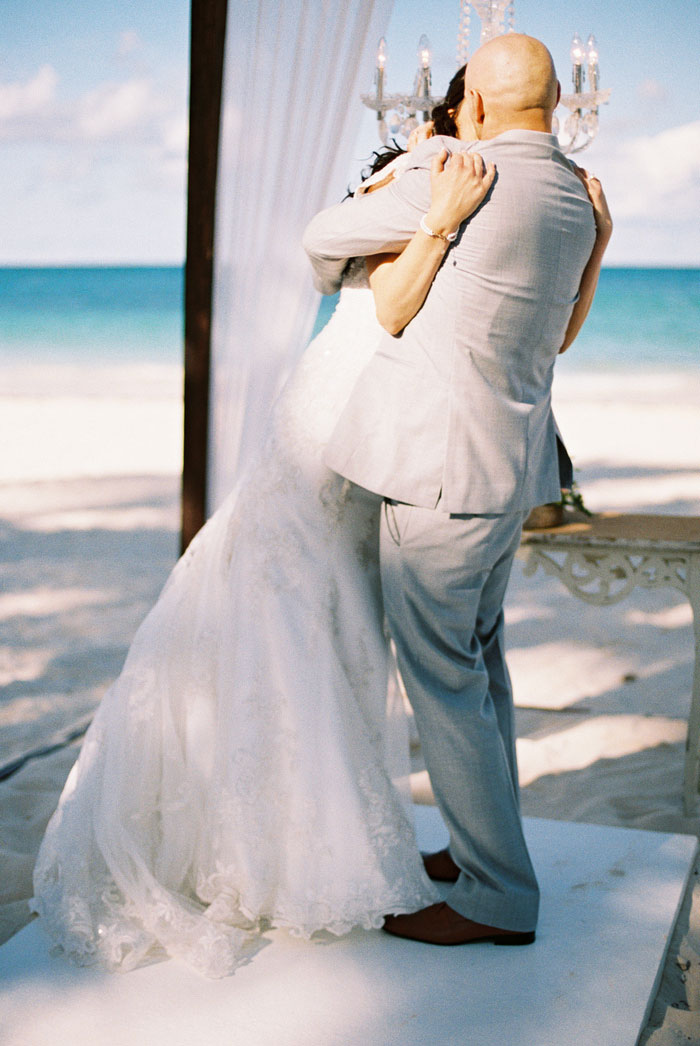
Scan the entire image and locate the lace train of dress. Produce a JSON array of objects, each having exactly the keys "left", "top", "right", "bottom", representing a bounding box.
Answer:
[{"left": 31, "top": 262, "right": 438, "bottom": 978}]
